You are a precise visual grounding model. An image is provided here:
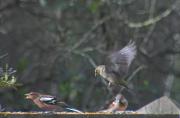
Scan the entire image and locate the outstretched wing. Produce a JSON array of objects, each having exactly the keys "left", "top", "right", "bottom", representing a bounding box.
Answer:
[
  {"left": 39, "top": 95, "right": 57, "bottom": 105},
  {"left": 106, "top": 41, "right": 136, "bottom": 76}
]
